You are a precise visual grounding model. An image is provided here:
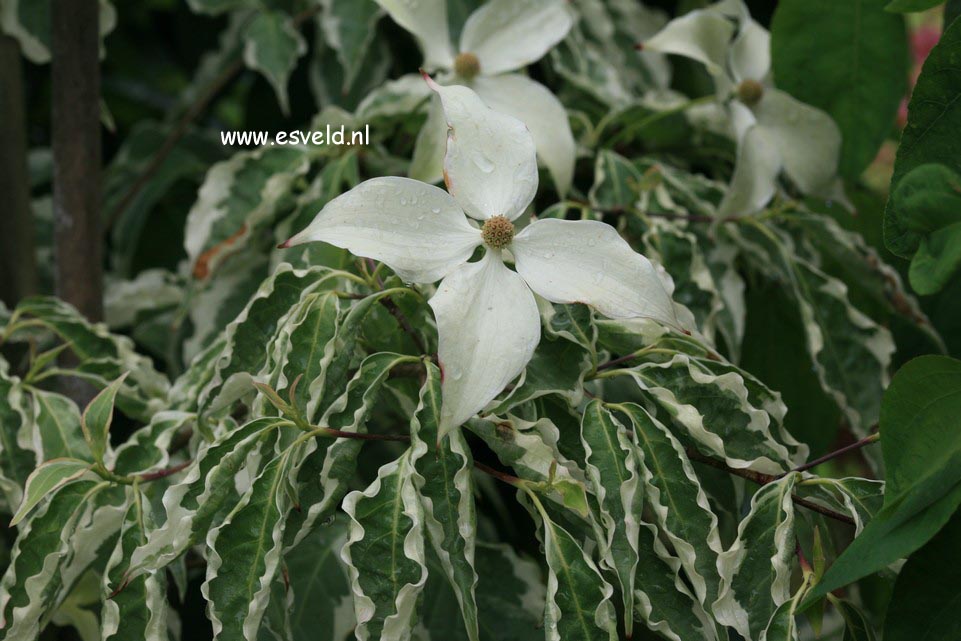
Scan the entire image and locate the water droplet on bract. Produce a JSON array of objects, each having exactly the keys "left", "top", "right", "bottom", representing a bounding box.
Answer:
[
  {"left": 431, "top": 207, "right": 441, "bottom": 214},
  {"left": 401, "top": 197, "right": 408, "bottom": 205},
  {"left": 587, "top": 237, "right": 597, "bottom": 247},
  {"left": 542, "top": 250, "right": 555, "bottom": 259},
  {"left": 592, "top": 271, "right": 604, "bottom": 284},
  {"left": 474, "top": 154, "right": 495, "bottom": 173},
  {"left": 417, "top": 214, "right": 425, "bottom": 221}
]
